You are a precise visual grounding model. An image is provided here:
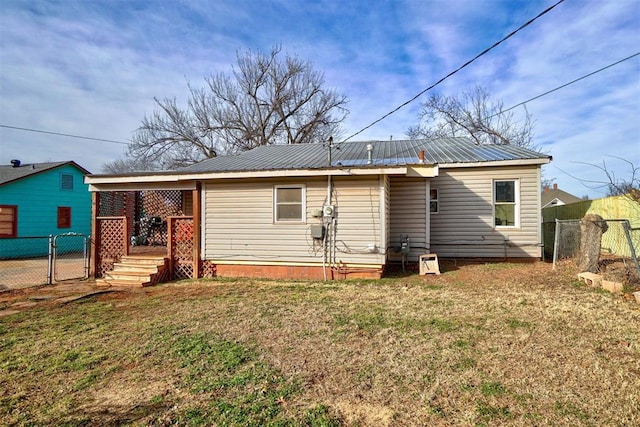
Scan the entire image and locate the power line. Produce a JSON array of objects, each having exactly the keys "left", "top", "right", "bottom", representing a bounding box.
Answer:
[
  {"left": 0, "top": 124, "right": 130, "bottom": 145},
  {"left": 341, "top": 0, "right": 566, "bottom": 143},
  {"left": 499, "top": 52, "right": 640, "bottom": 116}
]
